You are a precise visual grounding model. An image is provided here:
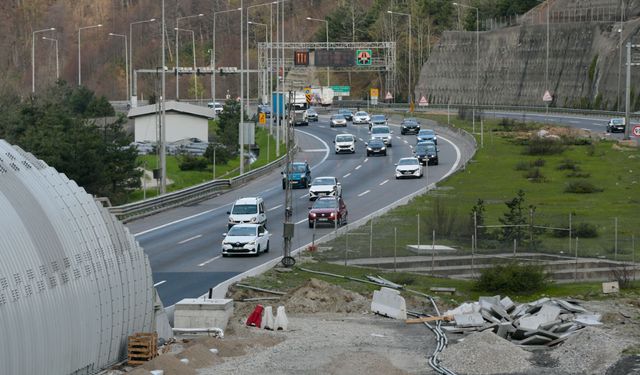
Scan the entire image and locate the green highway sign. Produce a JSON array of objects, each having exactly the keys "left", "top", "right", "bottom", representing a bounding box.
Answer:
[{"left": 330, "top": 86, "right": 350, "bottom": 96}]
